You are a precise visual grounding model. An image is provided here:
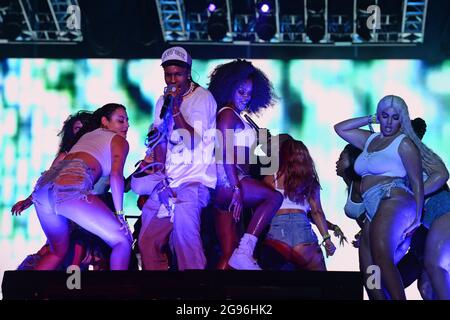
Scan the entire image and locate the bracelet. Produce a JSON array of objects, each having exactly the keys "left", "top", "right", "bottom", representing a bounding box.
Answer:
[
  {"left": 173, "top": 111, "right": 181, "bottom": 118},
  {"left": 232, "top": 185, "right": 241, "bottom": 193},
  {"left": 321, "top": 233, "right": 331, "bottom": 244},
  {"left": 368, "top": 114, "right": 376, "bottom": 133},
  {"left": 115, "top": 210, "right": 124, "bottom": 216}
]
